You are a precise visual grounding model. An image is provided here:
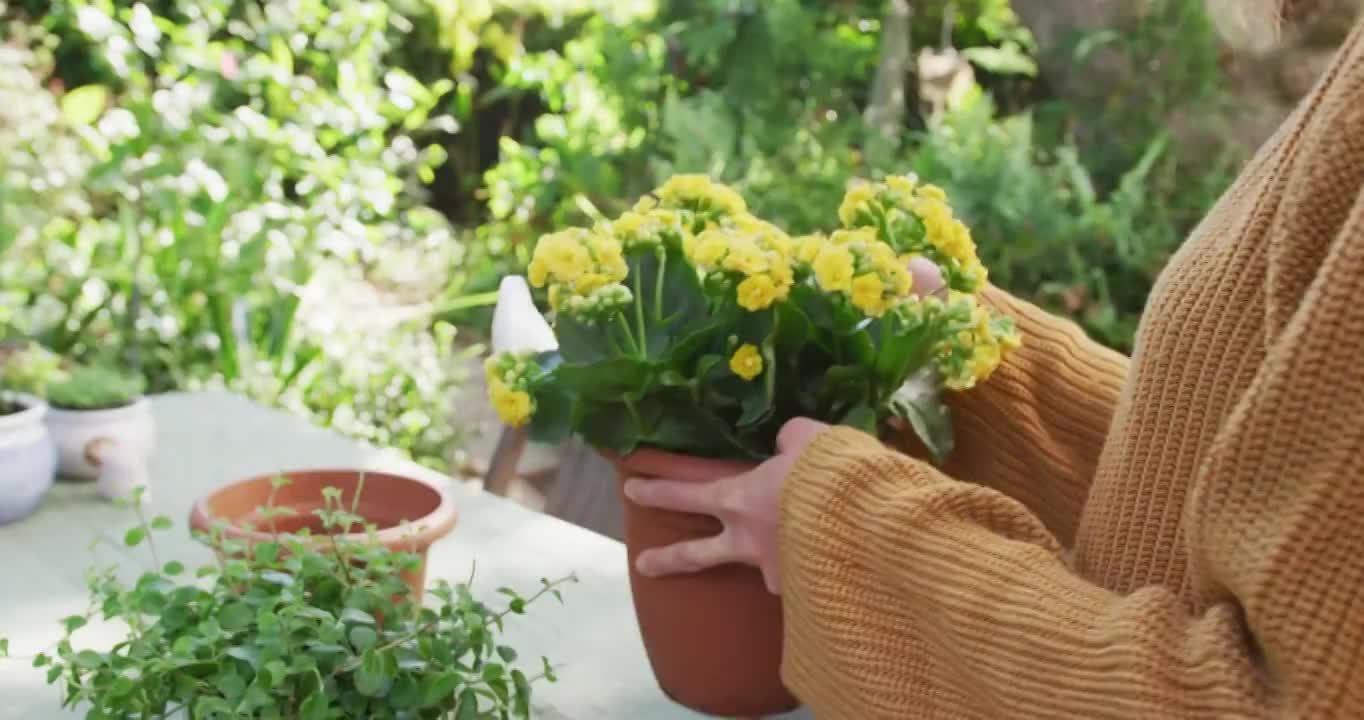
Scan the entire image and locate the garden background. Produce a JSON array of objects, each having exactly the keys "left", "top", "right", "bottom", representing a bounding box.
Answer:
[{"left": 1, "top": 0, "right": 1355, "bottom": 472}]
